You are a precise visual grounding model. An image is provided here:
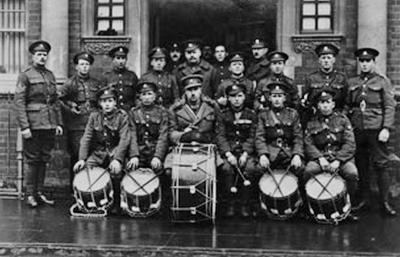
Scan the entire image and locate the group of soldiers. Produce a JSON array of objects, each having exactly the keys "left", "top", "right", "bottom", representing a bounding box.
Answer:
[{"left": 14, "top": 37, "right": 397, "bottom": 223}]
